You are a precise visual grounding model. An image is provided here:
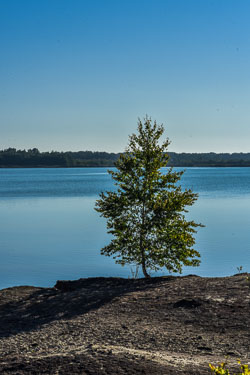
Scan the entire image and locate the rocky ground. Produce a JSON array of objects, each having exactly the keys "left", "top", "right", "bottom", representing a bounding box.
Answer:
[{"left": 0, "top": 274, "right": 249, "bottom": 374}]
